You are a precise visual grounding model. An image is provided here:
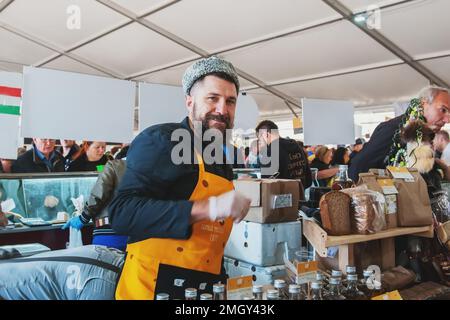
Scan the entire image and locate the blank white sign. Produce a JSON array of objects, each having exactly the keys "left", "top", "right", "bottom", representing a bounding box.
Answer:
[
  {"left": 302, "top": 98, "right": 355, "bottom": 145},
  {"left": 139, "top": 83, "right": 260, "bottom": 132},
  {"left": 0, "top": 71, "right": 22, "bottom": 160},
  {"left": 21, "top": 67, "right": 135, "bottom": 143}
]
